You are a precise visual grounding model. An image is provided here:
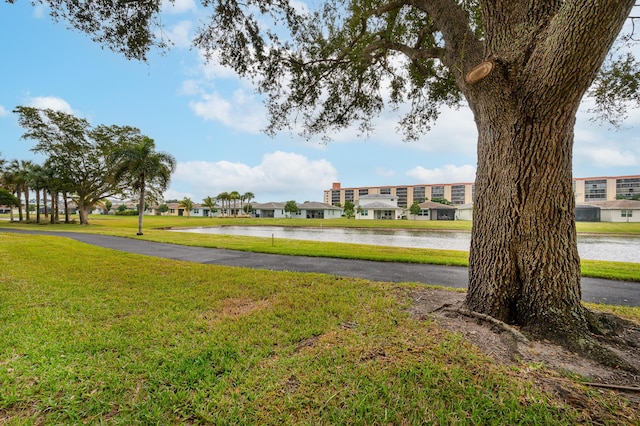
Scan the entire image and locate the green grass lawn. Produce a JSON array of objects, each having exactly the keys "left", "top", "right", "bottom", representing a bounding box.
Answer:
[
  {"left": 2, "top": 233, "right": 638, "bottom": 424},
  {"left": 2, "top": 214, "right": 639, "bottom": 282}
]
